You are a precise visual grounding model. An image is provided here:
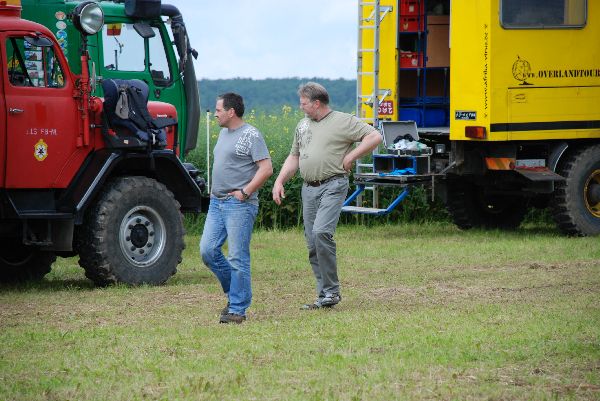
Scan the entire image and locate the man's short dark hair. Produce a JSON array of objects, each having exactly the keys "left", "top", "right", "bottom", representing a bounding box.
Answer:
[
  {"left": 297, "top": 82, "right": 329, "bottom": 105},
  {"left": 218, "top": 92, "right": 245, "bottom": 117}
]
